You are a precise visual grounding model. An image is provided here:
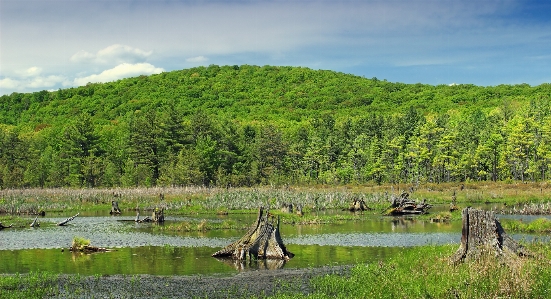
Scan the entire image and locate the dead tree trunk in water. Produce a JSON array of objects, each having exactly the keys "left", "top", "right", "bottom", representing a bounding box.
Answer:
[
  {"left": 450, "top": 207, "right": 531, "bottom": 263},
  {"left": 110, "top": 201, "right": 121, "bottom": 215},
  {"left": 212, "top": 207, "right": 294, "bottom": 260}
]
